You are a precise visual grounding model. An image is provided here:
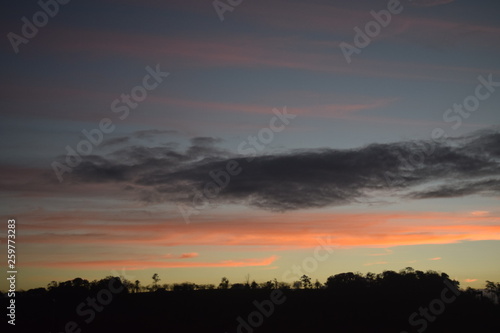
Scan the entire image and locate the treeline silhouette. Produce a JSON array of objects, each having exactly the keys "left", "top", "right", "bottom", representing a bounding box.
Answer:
[{"left": 3, "top": 268, "right": 500, "bottom": 332}]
